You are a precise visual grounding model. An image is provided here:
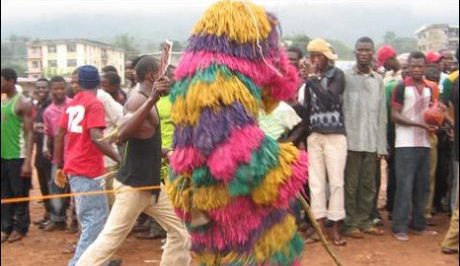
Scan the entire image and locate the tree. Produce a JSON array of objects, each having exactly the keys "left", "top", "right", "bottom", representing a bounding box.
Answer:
[
  {"left": 383, "top": 31, "right": 397, "bottom": 45},
  {"left": 1, "top": 34, "right": 29, "bottom": 76},
  {"left": 326, "top": 39, "right": 354, "bottom": 60},
  {"left": 113, "top": 34, "right": 140, "bottom": 60},
  {"left": 381, "top": 31, "right": 417, "bottom": 54},
  {"left": 283, "top": 34, "right": 311, "bottom": 55}
]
